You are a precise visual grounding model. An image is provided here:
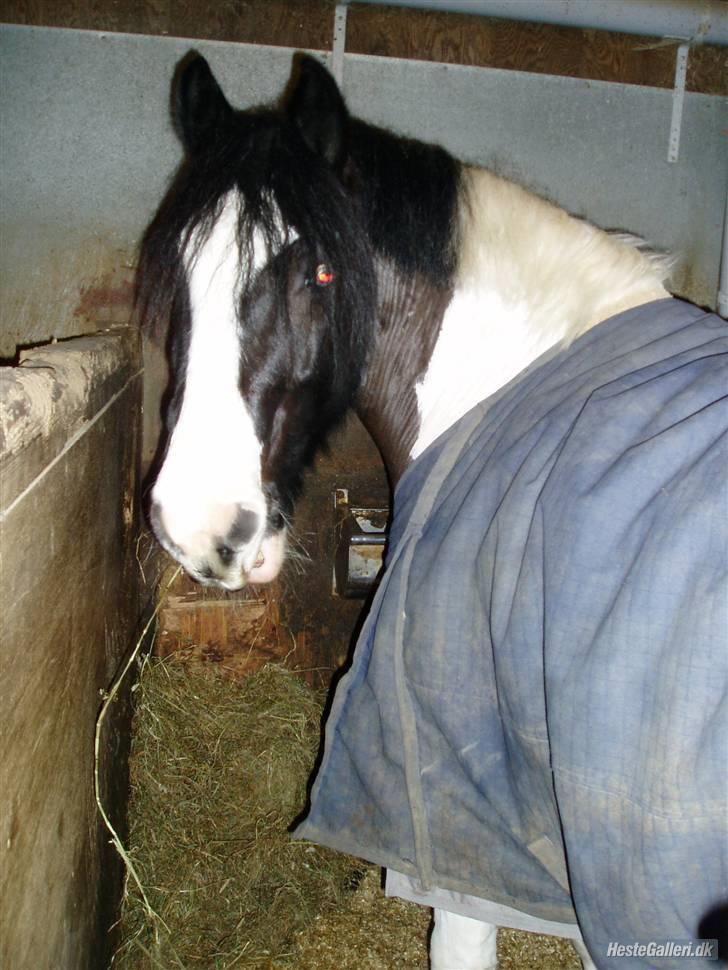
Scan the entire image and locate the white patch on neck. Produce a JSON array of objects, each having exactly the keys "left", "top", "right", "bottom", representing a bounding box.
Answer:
[
  {"left": 413, "top": 288, "right": 557, "bottom": 458},
  {"left": 152, "top": 192, "right": 271, "bottom": 579},
  {"left": 412, "top": 167, "right": 670, "bottom": 460}
]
